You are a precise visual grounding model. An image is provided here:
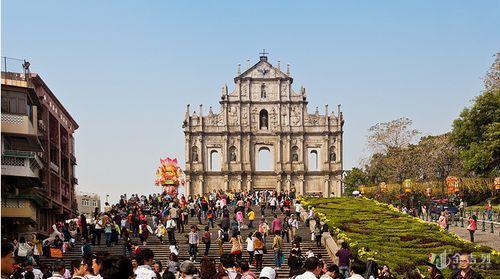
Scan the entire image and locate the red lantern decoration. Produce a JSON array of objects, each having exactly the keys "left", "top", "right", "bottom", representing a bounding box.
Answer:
[
  {"left": 404, "top": 179, "right": 412, "bottom": 193},
  {"left": 359, "top": 185, "right": 366, "bottom": 195},
  {"left": 446, "top": 176, "right": 458, "bottom": 195},
  {"left": 380, "top": 182, "right": 387, "bottom": 192}
]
